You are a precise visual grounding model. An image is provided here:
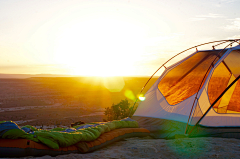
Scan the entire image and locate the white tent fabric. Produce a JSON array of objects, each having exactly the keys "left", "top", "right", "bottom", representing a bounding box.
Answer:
[{"left": 133, "top": 41, "right": 240, "bottom": 138}]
